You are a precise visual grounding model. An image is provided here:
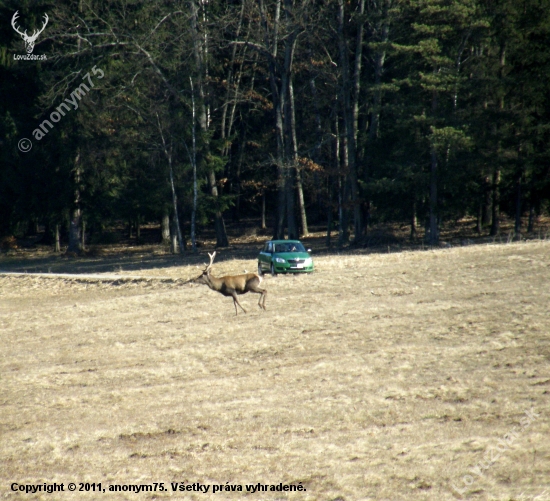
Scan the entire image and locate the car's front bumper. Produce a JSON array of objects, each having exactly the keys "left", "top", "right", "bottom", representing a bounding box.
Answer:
[{"left": 272, "top": 263, "right": 314, "bottom": 273}]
